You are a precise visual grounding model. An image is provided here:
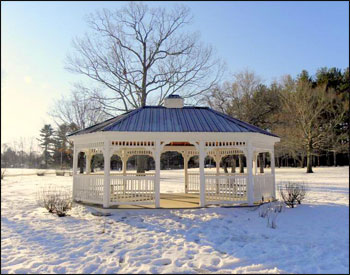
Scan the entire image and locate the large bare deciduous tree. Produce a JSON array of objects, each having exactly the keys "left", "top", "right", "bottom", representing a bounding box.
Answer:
[
  {"left": 279, "top": 80, "right": 338, "bottom": 173},
  {"left": 65, "top": 2, "right": 224, "bottom": 115}
]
